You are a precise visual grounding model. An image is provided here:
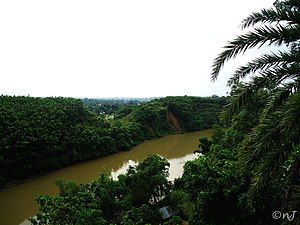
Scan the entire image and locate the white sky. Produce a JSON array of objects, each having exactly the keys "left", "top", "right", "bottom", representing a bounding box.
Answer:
[{"left": 0, "top": 0, "right": 275, "bottom": 98}]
